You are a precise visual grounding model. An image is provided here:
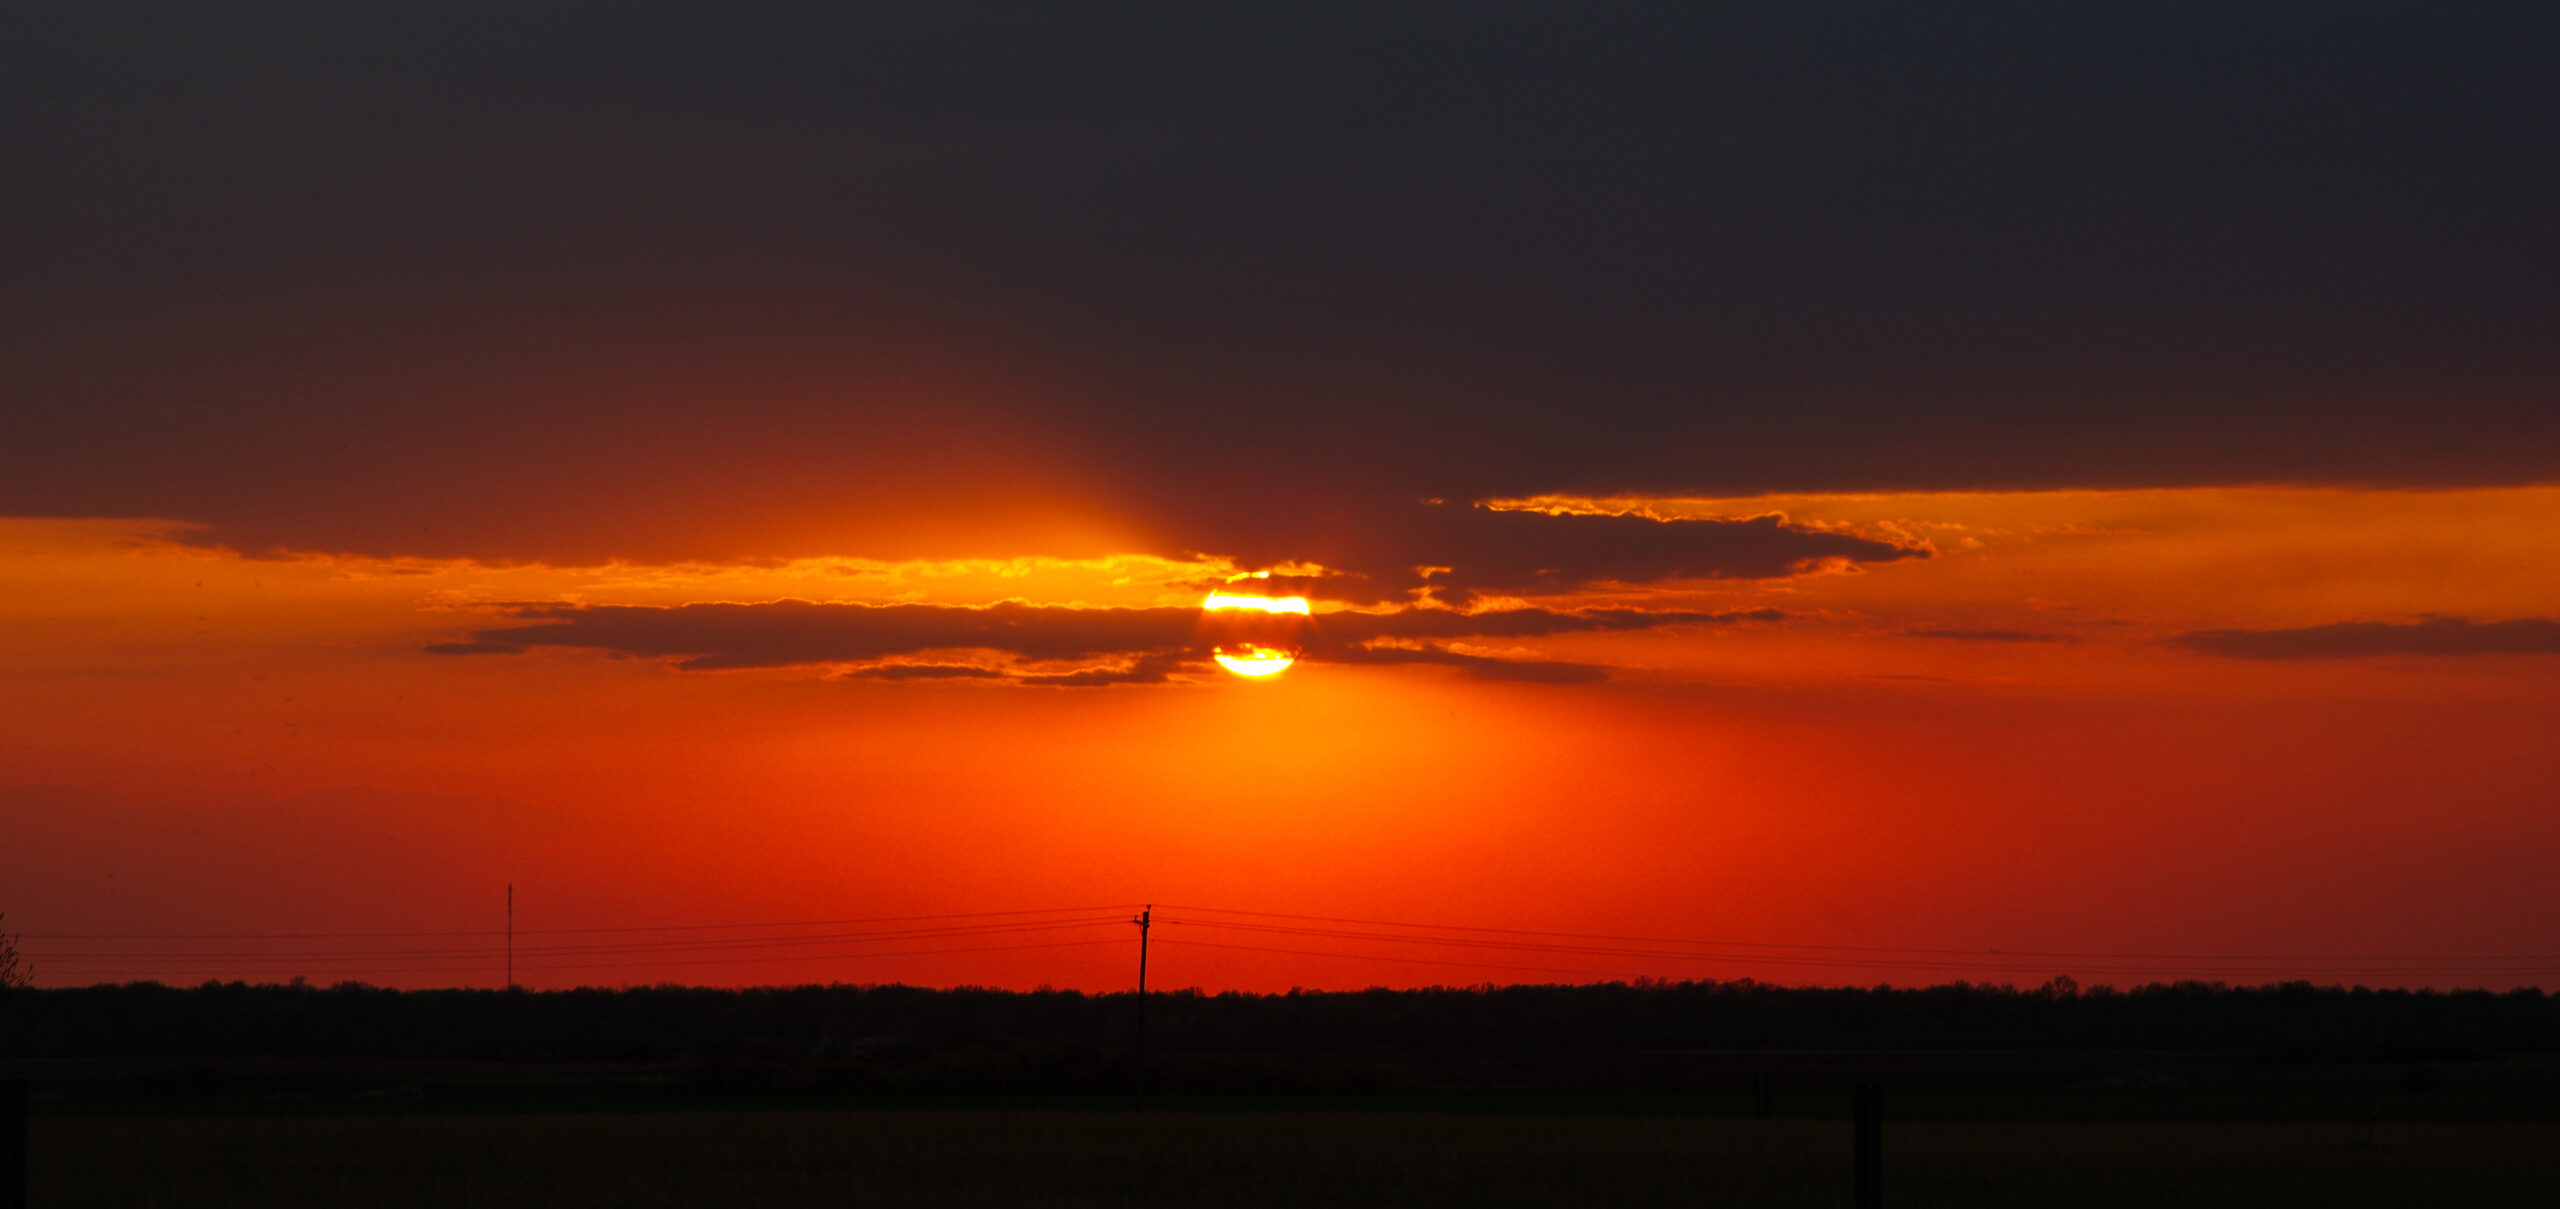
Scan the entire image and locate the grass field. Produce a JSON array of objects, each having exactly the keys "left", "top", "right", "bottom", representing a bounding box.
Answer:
[{"left": 29, "top": 1107, "right": 2560, "bottom": 1207}]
